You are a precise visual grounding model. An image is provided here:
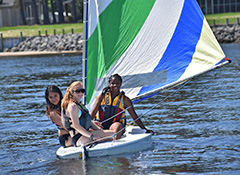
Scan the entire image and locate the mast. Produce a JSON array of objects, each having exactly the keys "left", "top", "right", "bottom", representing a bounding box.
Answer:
[{"left": 82, "top": 0, "right": 89, "bottom": 105}]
